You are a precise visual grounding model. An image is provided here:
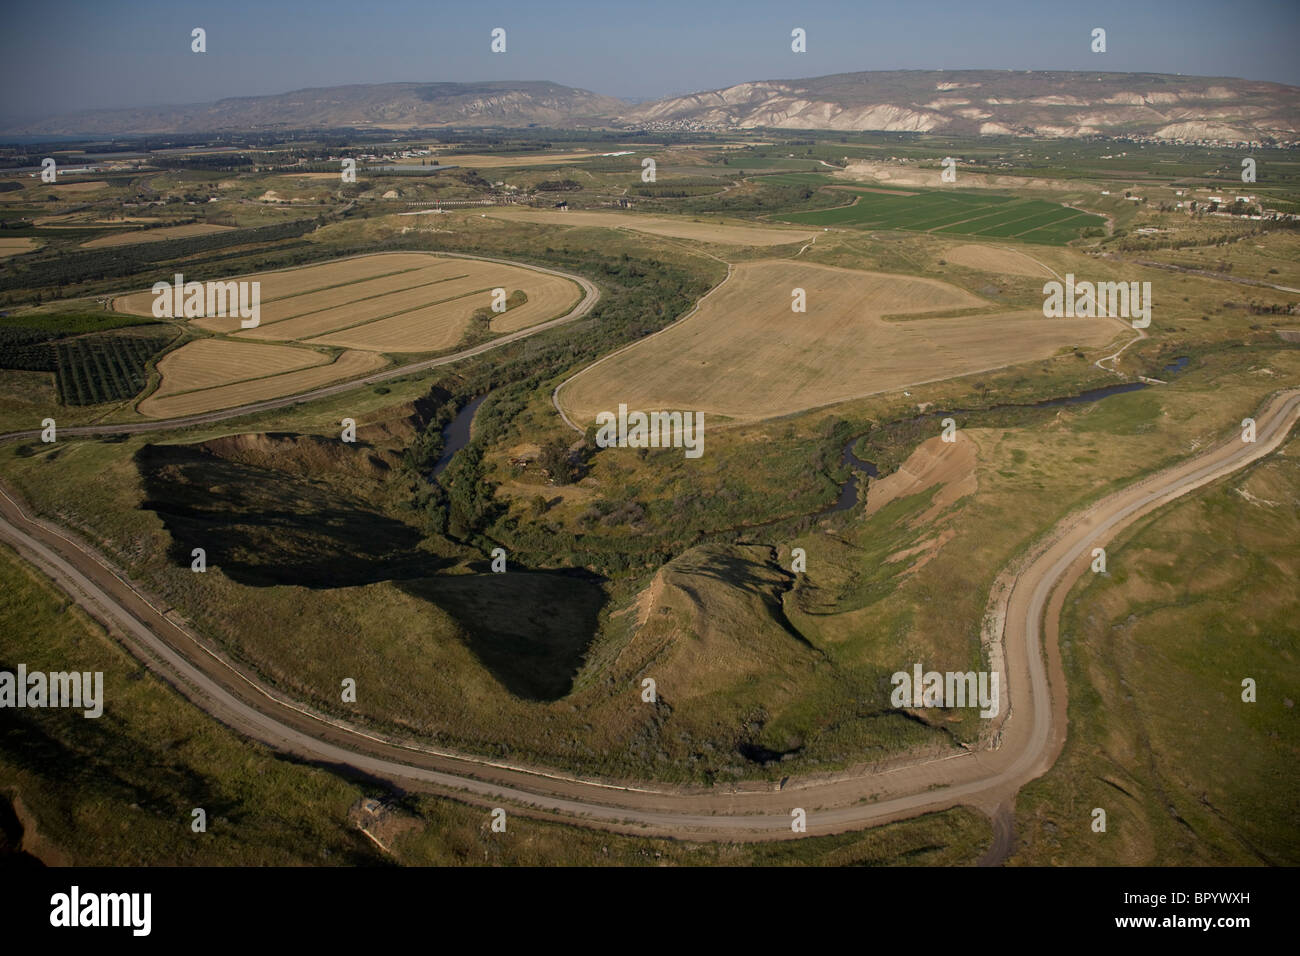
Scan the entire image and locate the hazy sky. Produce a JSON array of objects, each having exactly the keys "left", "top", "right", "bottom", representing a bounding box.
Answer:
[{"left": 2, "top": 0, "right": 1296, "bottom": 124}]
